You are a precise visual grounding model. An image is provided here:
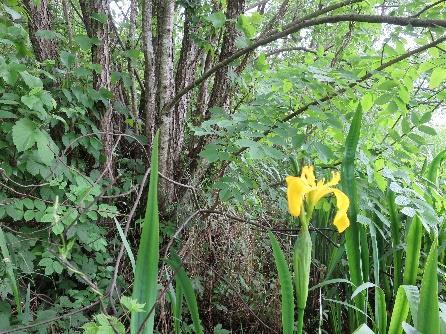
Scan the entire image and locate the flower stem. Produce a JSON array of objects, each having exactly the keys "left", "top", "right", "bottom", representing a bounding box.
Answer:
[{"left": 297, "top": 307, "right": 304, "bottom": 334}]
